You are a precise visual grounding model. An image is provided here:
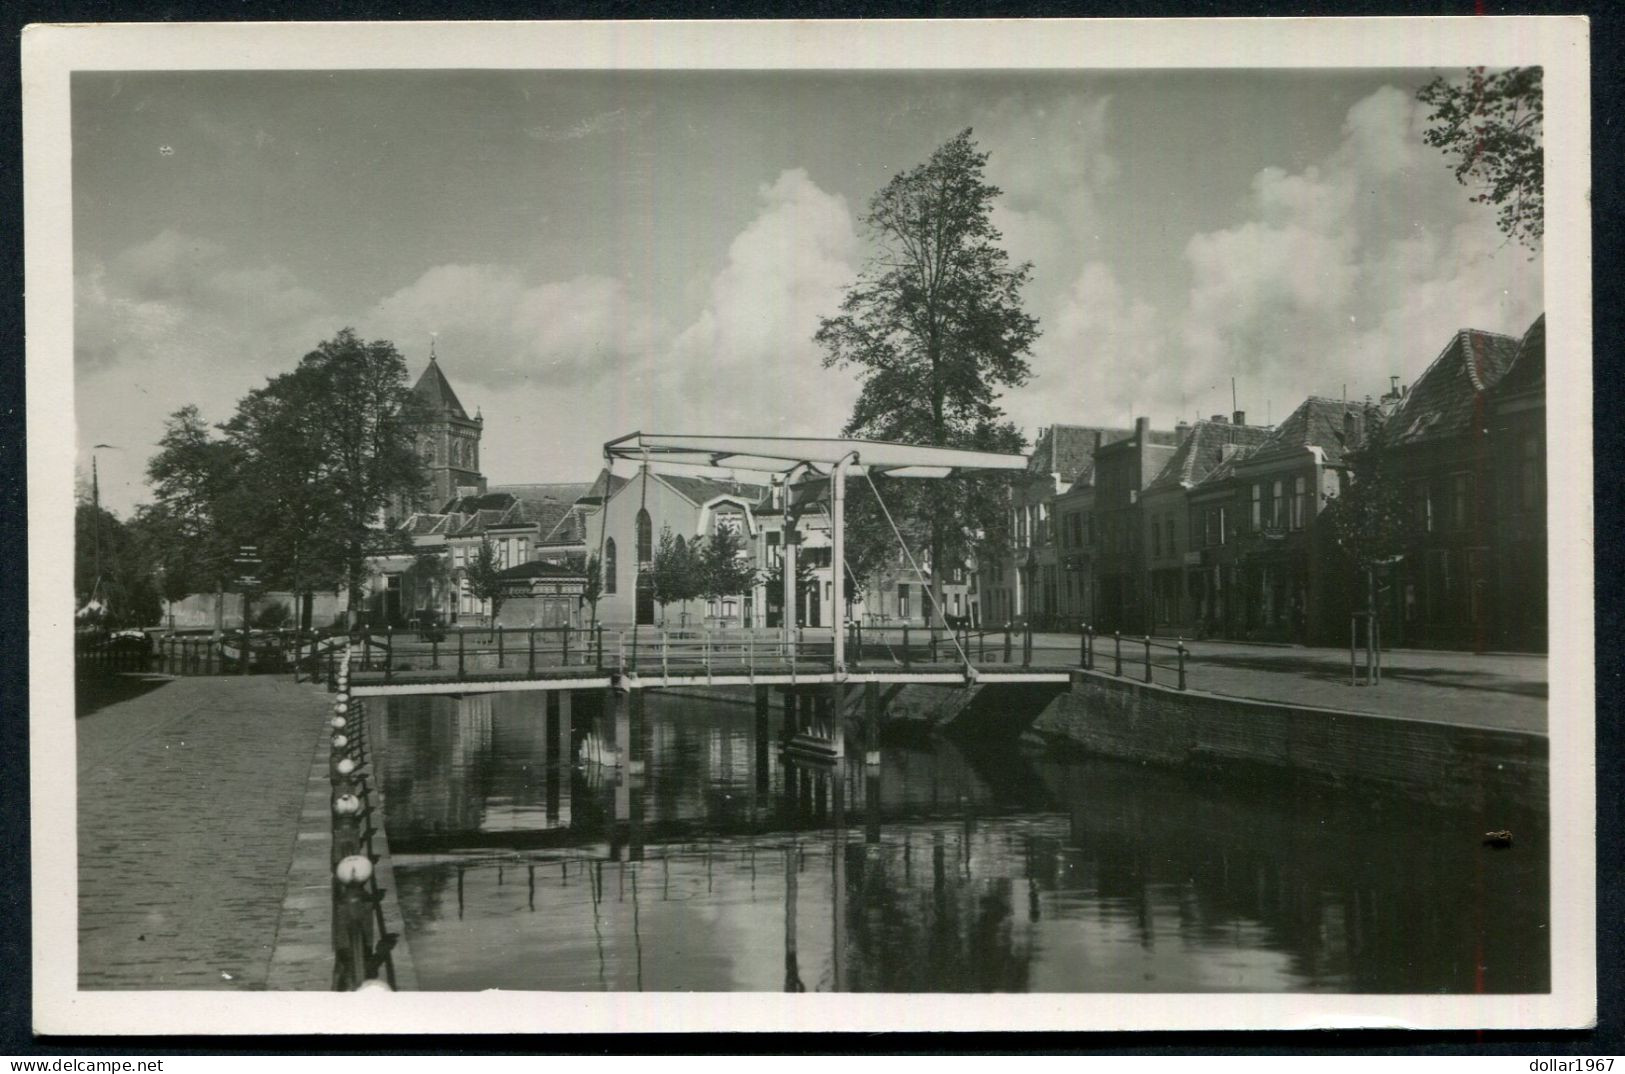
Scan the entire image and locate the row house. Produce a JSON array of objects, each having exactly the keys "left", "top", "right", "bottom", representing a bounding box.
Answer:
[
  {"left": 1139, "top": 416, "right": 1272, "bottom": 636},
  {"left": 983, "top": 424, "right": 1136, "bottom": 627},
  {"left": 1376, "top": 321, "right": 1536, "bottom": 650},
  {"left": 1087, "top": 417, "right": 1185, "bottom": 633}
]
